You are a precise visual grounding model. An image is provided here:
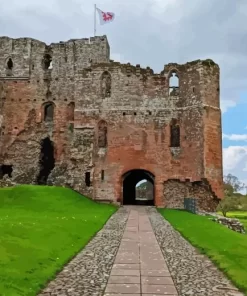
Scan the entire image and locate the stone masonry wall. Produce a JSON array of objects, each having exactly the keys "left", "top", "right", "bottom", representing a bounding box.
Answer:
[
  {"left": 163, "top": 179, "right": 219, "bottom": 211},
  {"left": 0, "top": 35, "right": 223, "bottom": 207}
]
